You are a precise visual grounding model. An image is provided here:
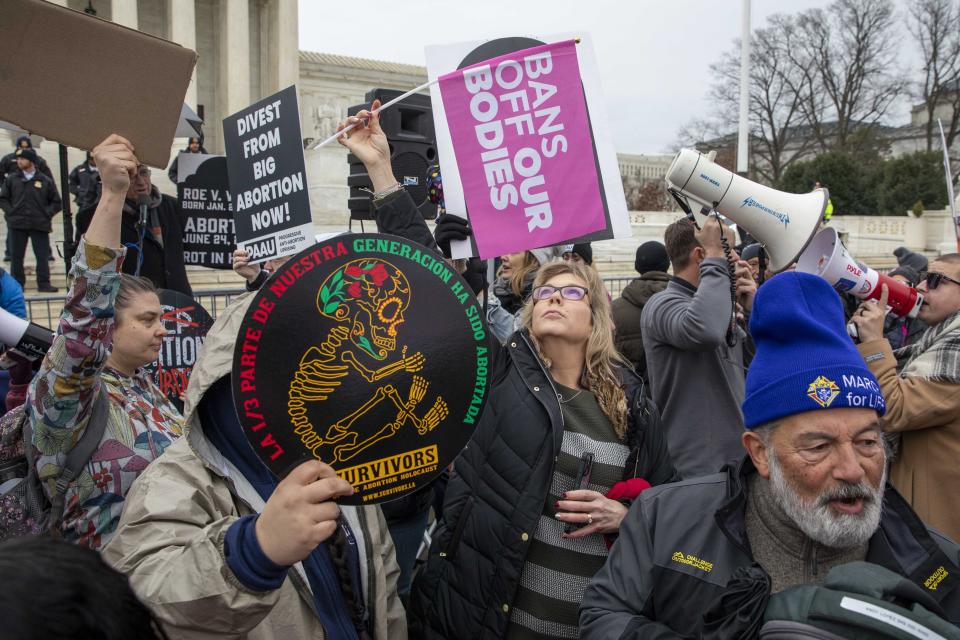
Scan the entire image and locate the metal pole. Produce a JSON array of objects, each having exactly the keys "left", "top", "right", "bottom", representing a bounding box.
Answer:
[
  {"left": 58, "top": 144, "right": 75, "bottom": 273},
  {"left": 737, "top": 0, "right": 751, "bottom": 175}
]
